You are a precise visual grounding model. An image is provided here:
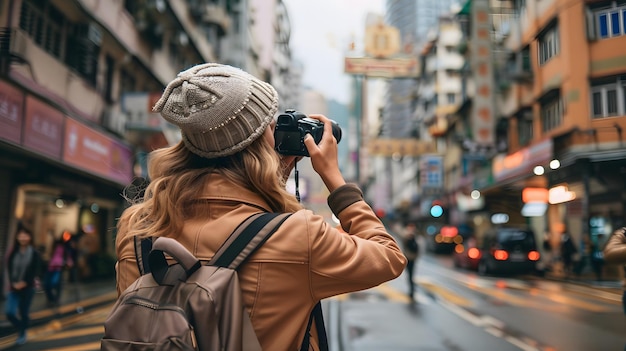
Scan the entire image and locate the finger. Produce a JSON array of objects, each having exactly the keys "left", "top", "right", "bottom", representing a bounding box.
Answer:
[{"left": 303, "top": 133, "right": 318, "bottom": 156}]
